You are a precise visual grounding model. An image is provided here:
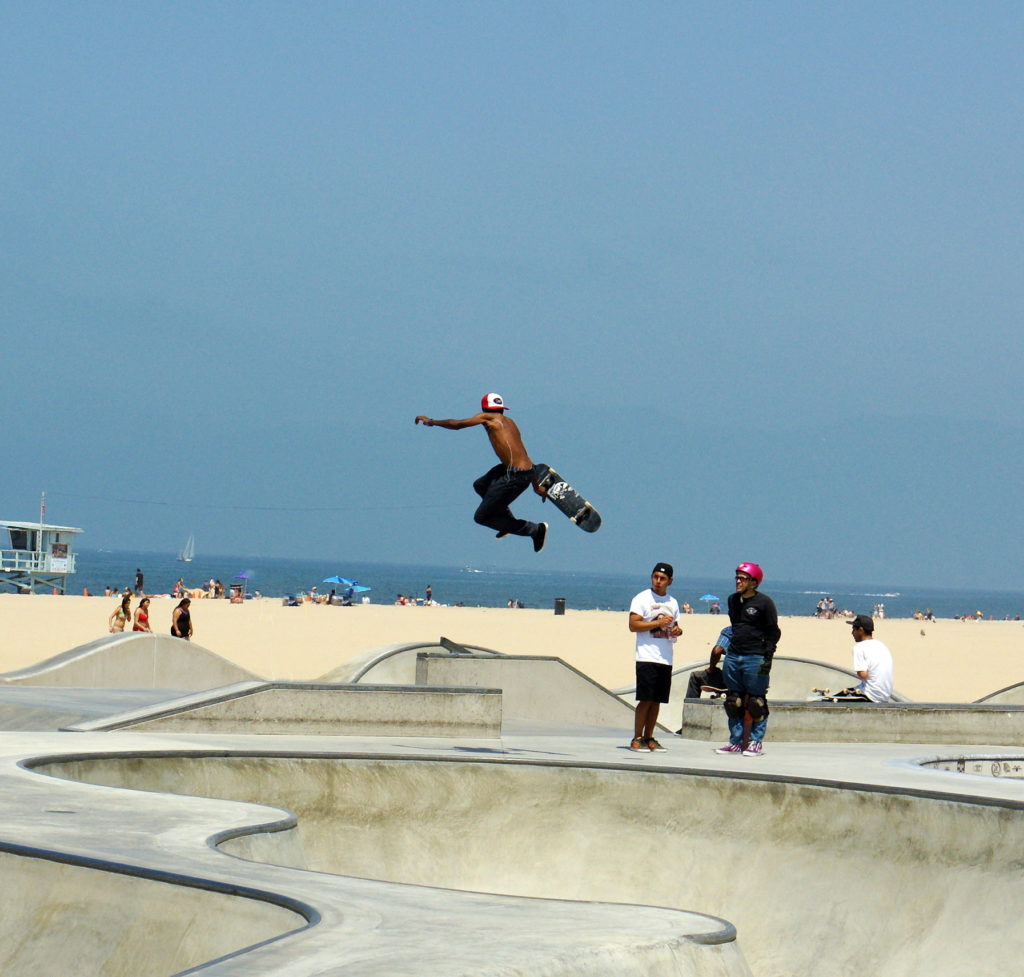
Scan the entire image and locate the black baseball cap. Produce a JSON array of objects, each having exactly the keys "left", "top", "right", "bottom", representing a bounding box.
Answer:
[
  {"left": 849, "top": 614, "right": 874, "bottom": 633},
  {"left": 652, "top": 562, "right": 674, "bottom": 578}
]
